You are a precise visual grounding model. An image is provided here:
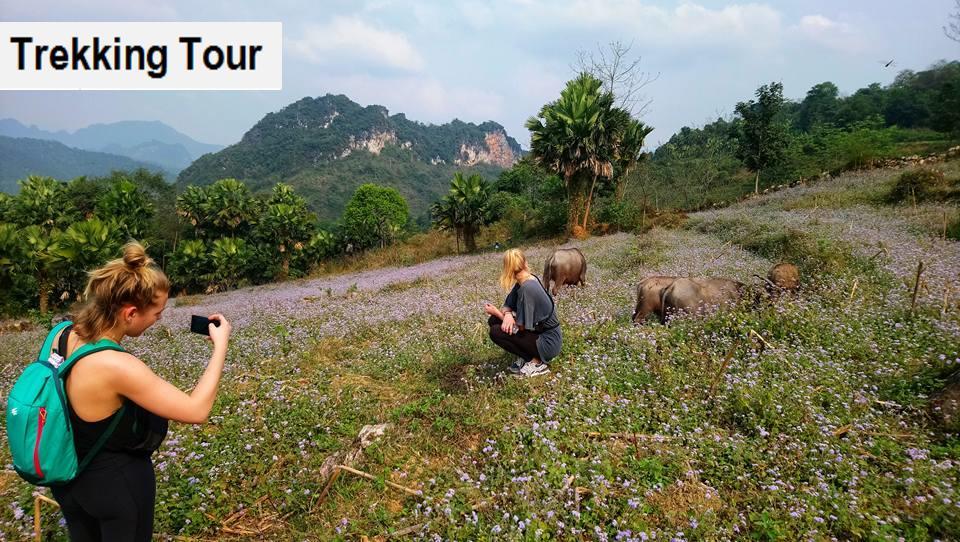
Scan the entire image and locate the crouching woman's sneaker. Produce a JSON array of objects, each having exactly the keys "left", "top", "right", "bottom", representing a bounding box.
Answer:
[{"left": 520, "top": 361, "right": 550, "bottom": 377}]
